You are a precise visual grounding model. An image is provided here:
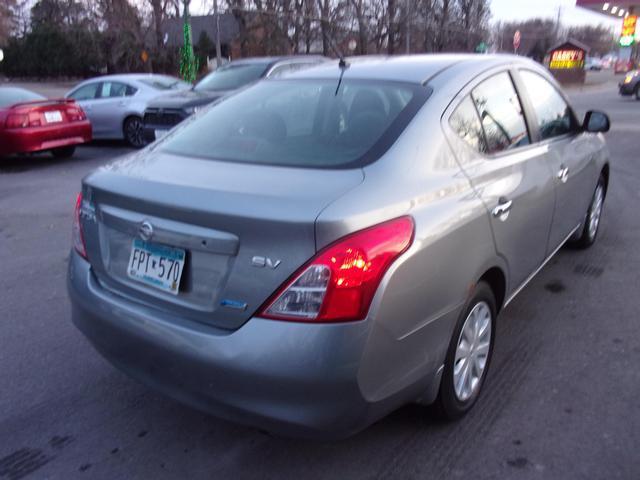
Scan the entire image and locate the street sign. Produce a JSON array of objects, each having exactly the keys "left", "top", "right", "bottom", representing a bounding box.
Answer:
[{"left": 513, "top": 30, "right": 521, "bottom": 51}]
